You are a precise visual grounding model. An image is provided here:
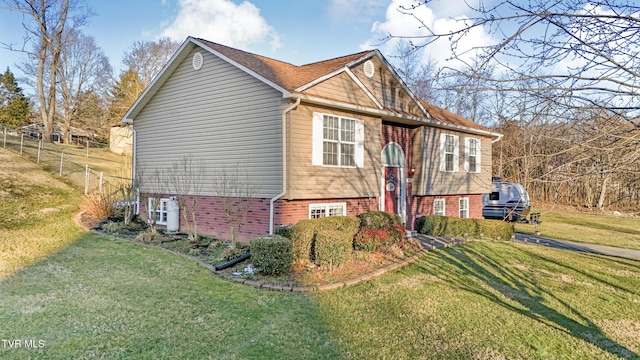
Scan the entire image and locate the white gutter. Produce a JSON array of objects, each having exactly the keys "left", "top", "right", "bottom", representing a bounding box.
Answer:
[
  {"left": 296, "top": 93, "right": 502, "bottom": 140},
  {"left": 269, "top": 97, "right": 301, "bottom": 234}
]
